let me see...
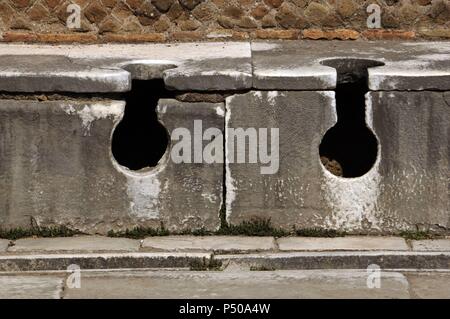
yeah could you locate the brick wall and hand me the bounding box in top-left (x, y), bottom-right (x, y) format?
top-left (0, 0), bottom-right (449, 43)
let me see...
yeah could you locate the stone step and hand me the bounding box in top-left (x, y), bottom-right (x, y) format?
top-left (0, 252), bottom-right (210, 272)
top-left (2, 269), bottom-right (449, 299)
top-left (1, 237), bottom-right (450, 271)
top-left (216, 251), bottom-right (450, 270)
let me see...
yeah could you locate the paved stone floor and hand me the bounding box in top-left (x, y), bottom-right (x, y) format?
top-left (0, 236), bottom-right (449, 298)
top-left (0, 269), bottom-right (448, 299)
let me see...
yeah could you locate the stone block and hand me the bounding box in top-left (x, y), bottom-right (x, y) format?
top-left (368, 91), bottom-right (449, 231)
top-left (411, 239), bottom-right (450, 252)
top-left (9, 236), bottom-right (141, 253)
top-left (0, 98), bottom-right (224, 233)
top-left (277, 237), bottom-right (409, 251)
top-left (225, 90), bottom-right (336, 229)
top-left (0, 276), bottom-right (64, 299)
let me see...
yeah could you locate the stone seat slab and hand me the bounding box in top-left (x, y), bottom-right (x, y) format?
top-left (277, 236), bottom-right (410, 251)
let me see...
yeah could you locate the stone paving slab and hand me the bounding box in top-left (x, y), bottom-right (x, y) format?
top-left (411, 239), bottom-right (450, 252)
top-left (405, 272), bottom-right (450, 299)
top-left (0, 240), bottom-right (9, 253)
top-left (216, 251), bottom-right (450, 270)
top-left (0, 252), bottom-right (210, 271)
top-left (277, 237), bottom-right (409, 252)
top-left (63, 269), bottom-right (409, 299)
top-left (0, 98), bottom-right (224, 234)
top-left (8, 236), bottom-right (141, 253)
top-left (0, 275), bottom-right (64, 299)
top-left (142, 236), bottom-right (276, 253)
top-left (0, 41), bottom-right (448, 93)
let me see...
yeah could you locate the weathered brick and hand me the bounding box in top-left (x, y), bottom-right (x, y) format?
top-left (2, 31), bottom-right (37, 42)
top-left (102, 33), bottom-right (166, 42)
top-left (99, 16), bottom-right (122, 33)
top-left (414, 0), bottom-right (432, 5)
top-left (362, 29), bottom-right (416, 40)
top-left (170, 30), bottom-right (204, 41)
top-left (302, 28), bottom-right (360, 40)
top-left (253, 29), bottom-right (299, 39)
top-left (36, 33), bottom-right (98, 43)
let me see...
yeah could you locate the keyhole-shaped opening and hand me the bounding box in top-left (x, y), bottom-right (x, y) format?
top-left (319, 59), bottom-right (384, 178)
top-left (112, 80), bottom-right (170, 171)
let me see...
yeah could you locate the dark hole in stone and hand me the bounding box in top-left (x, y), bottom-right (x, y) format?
top-left (319, 59), bottom-right (384, 178)
top-left (112, 80), bottom-right (171, 171)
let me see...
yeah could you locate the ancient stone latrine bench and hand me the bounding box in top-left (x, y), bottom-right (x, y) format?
top-left (0, 41), bottom-right (448, 235)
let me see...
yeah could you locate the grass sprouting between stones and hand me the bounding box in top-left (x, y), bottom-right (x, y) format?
top-left (0, 225), bottom-right (82, 240)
